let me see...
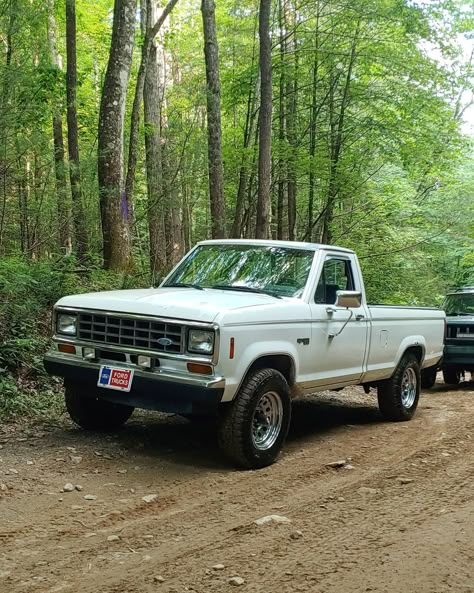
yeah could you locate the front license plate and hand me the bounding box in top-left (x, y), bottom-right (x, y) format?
top-left (97, 366), bottom-right (134, 392)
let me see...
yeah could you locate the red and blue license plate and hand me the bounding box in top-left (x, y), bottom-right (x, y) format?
top-left (98, 366), bottom-right (134, 392)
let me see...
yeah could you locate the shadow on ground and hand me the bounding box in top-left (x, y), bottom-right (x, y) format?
top-left (288, 395), bottom-right (380, 442)
top-left (429, 379), bottom-right (474, 395)
top-left (44, 392), bottom-right (382, 471)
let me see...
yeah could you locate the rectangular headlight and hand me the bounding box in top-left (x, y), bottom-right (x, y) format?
top-left (187, 329), bottom-right (214, 355)
top-left (57, 313), bottom-right (77, 336)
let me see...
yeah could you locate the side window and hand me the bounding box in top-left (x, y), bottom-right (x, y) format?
top-left (315, 258), bottom-right (354, 304)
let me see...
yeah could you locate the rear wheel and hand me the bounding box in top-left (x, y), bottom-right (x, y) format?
top-left (378, 354), bottom-right (420, 421)
top-left (442, 367), bottom-right (461, 385)
top-left (65, 386), bottom-right (134, 431)
top-left (217, 368), bottom-right (291, 469)
top-left (421, 367), bottom-right (437, 389)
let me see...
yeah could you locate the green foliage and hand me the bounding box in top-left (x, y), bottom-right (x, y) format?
top-left (0, 258), bottom-right (63, 373)
top-left (0, 257), bottom-right (143, 419)
top-left (0, 257), bottom-right (64, 418)
top-left (0, 376), bottom-right (63, 421)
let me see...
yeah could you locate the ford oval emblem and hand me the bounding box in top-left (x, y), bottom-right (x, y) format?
top-left (157, 337), bottom-right (173, 347)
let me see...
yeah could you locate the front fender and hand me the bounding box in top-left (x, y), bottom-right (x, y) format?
top-left (218, 338), bottom-right (299, 403)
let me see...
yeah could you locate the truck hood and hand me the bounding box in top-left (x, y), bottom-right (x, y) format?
top-left (446, 315), bottom-right (474, 323)
top-left (56, 287), bottom-right (286, 324)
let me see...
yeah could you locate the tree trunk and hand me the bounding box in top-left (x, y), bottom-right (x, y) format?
top-left (181, 164), bottom-right (192, 252)
top-left (231, 15), bottom-right (259, 239)
top-left (47, 0), bottom-right (72, 254)
top-left (231, 81), bottom-right (258, 239)
top-left (98, 0), bottom-right (137, 270)
top-left (285, 1), bottom-right (297, 241)
top-left (66, 0), bottom-right (89, 261)
top-left (307, 47), bottom-right (319, 241)
top-left (124, 0), bottom-right (180, 210)
top-left (277, 0), bottom-right (286, 240)
top-left (17, 149), bottom-right (31, 256)
top-left (243, 119), bottom-right (260, 238)
top-left (201, 0), bottom-right (226, 238)
top-left (143, 0), bottom-right (167, 278)
top-left (18, 177), bottom-right (29, 255)
top-left (30, 150), bottom-right (42, 259)
top-left (0, 7), bottom-right (15, 250)
top-left (304, 6), bottom-right (329, 242)
top-left (256, 0), bottom-right (272, 239)
top-left (321, 19), bottom-right (360, 245)
top-left (162, 139), bottom-right (183, 266)
top-left (161, 44), bottom-right (183, 265)
top-left (52, 117), bottom-right (71, 253)
top-left (321, 71), bottom-right (338, 245)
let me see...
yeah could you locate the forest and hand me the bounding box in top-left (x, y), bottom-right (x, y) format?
top-left (0, 0), bottom-right (473, 413)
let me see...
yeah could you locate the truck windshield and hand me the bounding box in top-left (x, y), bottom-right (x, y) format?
top-left (163, 244), bottom-right (314, 298)
top-left (443, 293), bottom-right (474, 316)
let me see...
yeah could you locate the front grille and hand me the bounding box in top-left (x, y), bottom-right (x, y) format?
top-left (446, 324), bottom-right (474, 340)
top-left (447, 325), bottom-right (456, 339)
top-left (77, 313), bottom-right (184, 354)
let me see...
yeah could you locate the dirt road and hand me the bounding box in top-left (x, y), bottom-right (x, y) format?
top-left (1, 380), bottom-right (473, 593)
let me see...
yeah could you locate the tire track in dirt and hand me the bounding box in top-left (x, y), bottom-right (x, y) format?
top-left (98, 408), bottom-right (473, 593)
top-left (0, 384), bottom-right (473, 593)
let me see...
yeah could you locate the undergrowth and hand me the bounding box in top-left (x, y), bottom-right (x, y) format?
top-left (0, 257), bottom-right (143, 420)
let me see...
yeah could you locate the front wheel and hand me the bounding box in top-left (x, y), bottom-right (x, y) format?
top-left (65, 386), bottom-right (134, 431)
top-left (378, 354), bottom-right (420, 421)
top-left (442, 368), bottom-right (461, 385)
top-left (217, 368), bottom-right (291, 469)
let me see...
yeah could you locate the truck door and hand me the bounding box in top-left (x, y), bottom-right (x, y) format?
top-left (308, 255), bottom-right (369, 386)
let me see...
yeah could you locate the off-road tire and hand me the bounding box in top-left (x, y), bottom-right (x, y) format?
top-left (378, 354), bottom-right (420, 421)
top-left (65, 386), bottom-right (134, 431)
top-left (421, 367), bottom-right (437, 389)
top-left (217, 368), bottom-right (291, 469)
top-left (442, 367), bottom-right (461, 385)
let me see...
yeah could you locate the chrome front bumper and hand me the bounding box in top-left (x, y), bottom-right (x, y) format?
top-left (44, 352), bottom-right (225, 415)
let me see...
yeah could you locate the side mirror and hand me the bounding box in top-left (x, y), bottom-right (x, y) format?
top-left (335, 290), bottom-right (362, 308)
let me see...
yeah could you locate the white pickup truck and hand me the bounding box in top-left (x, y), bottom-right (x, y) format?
top-left (44, 240), bottom-right (445, 468)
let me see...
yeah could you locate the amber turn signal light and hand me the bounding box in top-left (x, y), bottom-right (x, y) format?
top-left (187, 363), bottom-right (212, 375)
top-left (58, 343), bottom-right (76, 355)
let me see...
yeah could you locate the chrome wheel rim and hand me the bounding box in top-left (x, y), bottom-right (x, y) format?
top-left (252, 391), bottom-right (283, 451)
top-left (401, 367), bottom-right (417, 408)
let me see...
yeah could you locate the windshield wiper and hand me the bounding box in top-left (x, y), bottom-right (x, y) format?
top-left (165, 282), bottom-right (204, 291)
top-left (209, 284), bottom-right (282, 299)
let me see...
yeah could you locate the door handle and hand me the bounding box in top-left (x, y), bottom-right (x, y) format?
top-left (328, 310), bottom-right (354, 338)
top-left (326, 306), bottom-right (337, 315)
top-left (356, 314), bottom-right (365, 321)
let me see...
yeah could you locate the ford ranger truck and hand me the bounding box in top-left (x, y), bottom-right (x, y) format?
top-left (44, 240), bottom-right (445, 469)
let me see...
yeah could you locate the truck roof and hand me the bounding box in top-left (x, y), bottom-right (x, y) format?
top-left (198, 239), bottom-right (355, 254)
top-left (447, 286), bottom-right (474, 295)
